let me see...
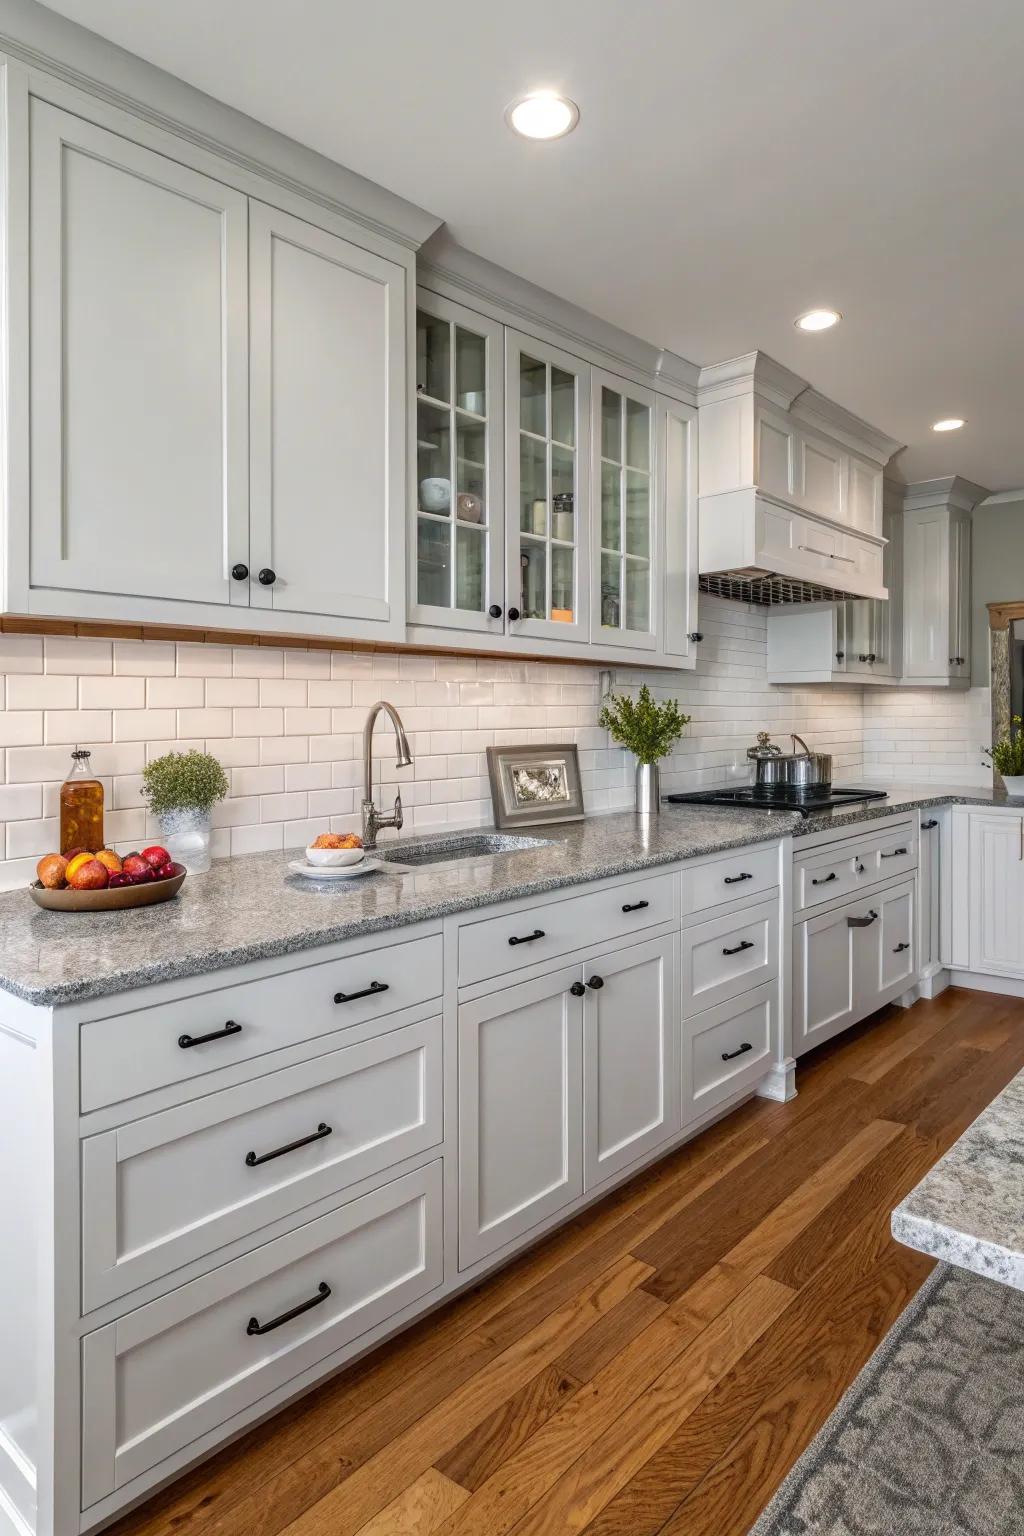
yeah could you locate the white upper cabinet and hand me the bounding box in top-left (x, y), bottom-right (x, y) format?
top-left (411, 291), bottom-right (504, 634)
top-left (28, 100), bottom-right (249, 608)
top-left (794, 426), bottom-right (844, 522)
top-left (591, 372), bottom-right (656, 651)
top-left (847, 451), bottom-right (884, 537)
top-left (659, 395), bottom-right (699, 664)
top-left (248, 201), bottom-right (405, 630)
top-left (902, 478), bottom-right (982, 686)
top-left (505, 330), bottom-right (591, 644)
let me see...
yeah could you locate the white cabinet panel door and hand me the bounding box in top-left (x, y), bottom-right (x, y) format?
top-left (846, 454), bottom-right (883, 538)
top-left (795, 428), bottom-right (844, 521)
top-left (755, 407), bottom-right (797, 500)
top-left (249, 201), bottom-right (405, 628)
top-left (29, 101), bottom-right (249, 606)
top-left (458, 965), bottom-right (583, 1267)
top-left (903, 506), bottom-right (954, 679)
top-left (875, 883), bottom-right (916, 997)
top-left (794, 902), bottom-right (858, 1056)
top-left (969, 813), bottom-right (1024, 976)
top-left (660, 395), bottom-right (699, 663)
top-left (583, 935), bottom-right (678, 1189)
top-left (919, 813), bottom-right (942, 973)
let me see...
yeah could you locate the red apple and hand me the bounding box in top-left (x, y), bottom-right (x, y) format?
top-left (142, 845), bottom-right (170, 868)
top-left (68, 858), bottom-right (109, 891)
top-left (156, 862), bottom-right (177, 880)
top-left (122, 853), bottom-right (150, 880)
top-left (165, 861), bottom-right (186, 878)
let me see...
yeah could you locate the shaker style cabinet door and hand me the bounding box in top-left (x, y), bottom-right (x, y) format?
top-left (505, 330), bottom-right (591, 643)
top-left (457, 964), bottom-right (584, 1268)
top-left (968, 813), bottom-right (1024, 976)
top-left (248, 200), bottom-right (405, 630)
top-left (411, 290), bottom-right (505, 633)
top-left (590, 371), bottom-right (657, 651)
top-left (28, 100), bottom-right (250, 606)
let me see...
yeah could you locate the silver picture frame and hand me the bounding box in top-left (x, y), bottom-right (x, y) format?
top-left (486, 743), bottom-right (585, 830)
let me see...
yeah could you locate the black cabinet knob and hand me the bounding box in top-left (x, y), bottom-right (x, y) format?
top-left (508, 606), bottom-right (521, 622)
top-left (587, 975), bottom-right (604, 990)
top-left (488, 604), bottom-right (503, 619)
top-left (836, 651), bottom-right (845, 662)
top-left (688, 632), bottom-right (703, 642)
top-left (231, 563), bottom-right (249, 581)
top-left (258, 567), bottom-right (277, 586)
top-left (569, 981), bottom-right (586, 998)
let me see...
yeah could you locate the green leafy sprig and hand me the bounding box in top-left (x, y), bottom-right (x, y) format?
top-left (598, 684), bottom-right (690, 766)
top-left (142, 749), bottom-right (229, 817)
top-left (985, 715), bottom-right (1024, 778)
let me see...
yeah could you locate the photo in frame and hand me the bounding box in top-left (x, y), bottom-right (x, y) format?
top-left (486, 743), bottom-right (585, 830)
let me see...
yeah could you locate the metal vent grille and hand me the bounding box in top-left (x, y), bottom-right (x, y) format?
top-left (698, 571), bottom-right (858, 607)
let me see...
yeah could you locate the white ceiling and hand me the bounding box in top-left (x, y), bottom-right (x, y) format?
top-left (40, 0), bottom-right (1024, 491)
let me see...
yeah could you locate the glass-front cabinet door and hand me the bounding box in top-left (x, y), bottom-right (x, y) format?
top-left (592, 371), bottom-right (657, 650)
top-left (505, 330), bottom-right (590, 643)
top-left (411, 292), bottom-right (504, 632)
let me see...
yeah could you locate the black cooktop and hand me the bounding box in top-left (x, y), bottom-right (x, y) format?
top-left (665, 786), bottom-right (888, 819)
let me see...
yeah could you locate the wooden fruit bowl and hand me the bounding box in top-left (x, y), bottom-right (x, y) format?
top-left (29, 870), bottom-right (186, 912)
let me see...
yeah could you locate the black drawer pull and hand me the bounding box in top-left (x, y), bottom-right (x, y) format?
top-left (587, 975), bottom-right (604, 990)
top-left (812, 872), bottom-right (837, 886)
top-left (508, 929), bottom-right (545, 946)
top-left (622, 900), bottom-right (650, 913)
top-left (334, 981), bottom-right (389, 1004)
top-left (847, 910), bottom-right (879, 928)
top-left (246, 1122), bottom-right (332, 1168)
top-left (855, 862), bottom-right (866, 874)
top-left (922, 819), bottom-right (939, 830)
top-left (569, 981), bottom-right (586, 998)
top-left (178, 1020), bottom-right (242, 1050)
top-left (724, 872), bottom-right (752, 884)
top-left (722, 1042), bottom-right (752, 1062)
top-left (247, 1281), bottom-right (331, 1337)
top-left (722, 939), bottom-right (755, 956)
top-left (881, 848), bottom-right (908, 858)
top-left (893, 941), bottom-right (910, 953)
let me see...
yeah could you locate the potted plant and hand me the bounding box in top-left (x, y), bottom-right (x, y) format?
top-left (599, 684), bottom-right (690, 814)
top-left (142, 749), bottom-right (229, 872)
top-left (985, 715), bottom-right (1024, 798)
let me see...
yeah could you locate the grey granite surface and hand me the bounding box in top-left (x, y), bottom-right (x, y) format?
top-left (0, 784), bottom-right (1003, 1008)
top-left (892, 1067), bottom-right (1024, 1291)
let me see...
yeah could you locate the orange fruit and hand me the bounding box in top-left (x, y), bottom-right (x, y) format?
top-left (95, 849), bottom-right (123, 875)
top-left (36, 853), bottom-right (68, 889)
top-left (65, 851), bottom-right (95, 882)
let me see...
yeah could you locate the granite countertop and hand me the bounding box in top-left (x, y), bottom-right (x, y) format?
top-left (0, 783), bottom-right (1003, 1008)
top-left (892, 1067), bottom-right (1024, 1290)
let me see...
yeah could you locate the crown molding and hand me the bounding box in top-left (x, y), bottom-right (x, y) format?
top-left (696, 351), bottom-right (807, 411)
top-left (418, 232), bottom-right (700, 404)
top-left (977, 487), bottom-right (1024, 507)
top-left (0, 0), bottom-right (442, 252)
top-left (901, 475), bottom-right (991, 513)
top-left (788, 387), bottom-right (902, 466)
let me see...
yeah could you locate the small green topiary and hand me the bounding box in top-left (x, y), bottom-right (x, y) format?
top-left (985, 715), bottom-right (1024, 778)
top-left (598, 684), bottom-right (690, 765)
top-left (142, 749), bottom-right (229, 817)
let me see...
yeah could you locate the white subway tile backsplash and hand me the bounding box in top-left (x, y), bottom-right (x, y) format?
top-left (206, 677), bottom-right (260, 708)
top-left (146, 676), bottom-right (205, 709)
top-left (233, 648), bottom-right (284, 679)
top-left (0, 635), bottom-right (43, 674)
top-left (177, 643), bottom-right (233, 677)
top-left (114, 709), bottom-right (176, 742)
top-left (284, 650), bottom-right (331, 680)
top-left (233, 707), bottom-right (283, 736)
top-left (0, 784), bottom-right (42, 821)
top-left (260, 679), bottom-right (308, 707)
top-left (0, 712), bottom-right (43, 746)
top-left (115, 640), bottom-right (174, 676)
top-left (178, 708), bottom-right (233, 738)
top-left (8, 674), bottom-right (78, 710)
top-left (45, 636), bottom-right (111, 674)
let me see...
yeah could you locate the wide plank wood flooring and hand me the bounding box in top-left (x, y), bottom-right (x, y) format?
top-left (109, 986), bottom-right (1024, 1536)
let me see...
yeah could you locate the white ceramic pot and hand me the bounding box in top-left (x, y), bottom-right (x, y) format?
top-left (419, 477), bottom-right (451, 513)
top-left (159, 806), bottom-right (212, 873)
top-left (1002, 774), bottom-right (1024, 798)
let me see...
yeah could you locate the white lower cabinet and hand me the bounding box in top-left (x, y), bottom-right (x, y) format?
top-left (457, 964), bottom-right (584, 1268)
top-left (81, 1161), bottom-right (443, 1509)
top-left (682, 982), bottom-right (776, 1124)
top-left (794, 879), bottom-right (916, 1055)
top-left (583, 935), bottom-right (678, 1189)
top-left (81, 1016), bottom-right (443, 1310)
top-left (967, 811), bottom-right (1024, 976)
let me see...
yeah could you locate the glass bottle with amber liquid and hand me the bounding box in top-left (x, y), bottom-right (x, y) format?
top-left (60, 748), bottom-right (104, 854)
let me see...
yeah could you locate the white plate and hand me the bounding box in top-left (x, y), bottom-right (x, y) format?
top-left (288, 858), bottom-right (384, 881)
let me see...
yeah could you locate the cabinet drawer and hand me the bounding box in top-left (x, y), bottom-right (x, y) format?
top-left (80, 932), bottom-right (443, 1112)
top-left (682, 845), bottom-right (778, 917)
top-left (681, 898), bottom-right (778, 1014)
top-left (682, 983), bottom-right (775, 1123)
top-left (81, 1161), bottom-right (443, 1509)
top-left (794, 822), bottom-right (917, 911)
top-left (457, 872), bottom-right (675, 987)
top-left (81, 1016), bottom-right (442, 1311)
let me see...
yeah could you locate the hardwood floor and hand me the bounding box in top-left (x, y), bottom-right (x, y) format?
top-left (108, 986), bottom-right (1024, 1536)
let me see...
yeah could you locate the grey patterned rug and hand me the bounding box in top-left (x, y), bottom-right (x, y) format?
top-left (749, 1263), bottom-right (1024, 1534)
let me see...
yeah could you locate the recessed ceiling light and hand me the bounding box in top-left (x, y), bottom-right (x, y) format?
top-left (505, 92), bottom-right (580, 140)
top-left (932, 418), bottom-right (966, 432)
top-left (795, 308), bottom-right (842, 332)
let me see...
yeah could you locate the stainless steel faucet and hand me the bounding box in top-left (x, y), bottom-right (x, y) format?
top-left (361, 700), bottom-right (413, 848)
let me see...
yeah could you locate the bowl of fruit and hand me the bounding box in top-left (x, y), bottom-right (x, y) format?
top-left (304, 833), bottom-right (365, 868)
top-left (30, 846), bottom-right (186, 911)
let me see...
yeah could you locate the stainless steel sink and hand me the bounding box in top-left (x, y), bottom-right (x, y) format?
top-left (377, 832), bottom-right (553, 871)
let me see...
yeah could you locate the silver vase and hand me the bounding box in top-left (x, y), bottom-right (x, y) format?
top-left (635, 762), bottom-right (661, 815)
